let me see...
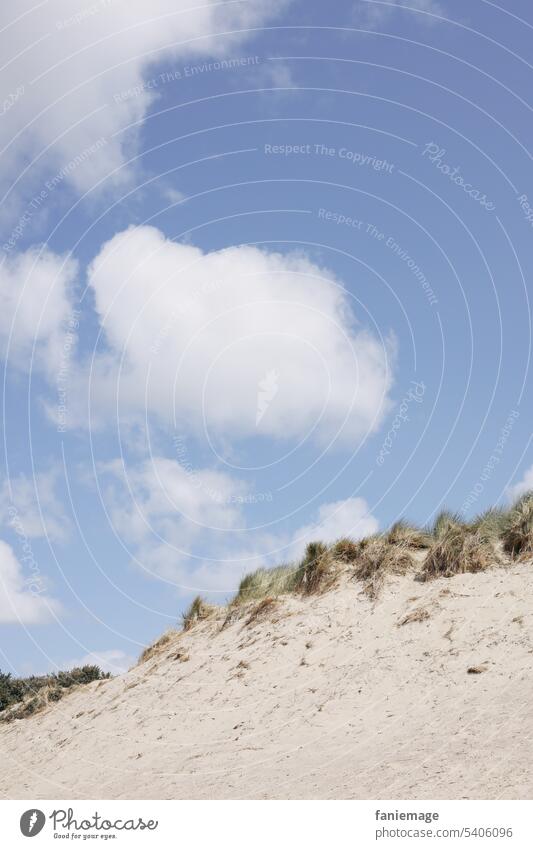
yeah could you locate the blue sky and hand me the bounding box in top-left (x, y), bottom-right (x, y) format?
top-left (0, 0), bottom-right (532, 675)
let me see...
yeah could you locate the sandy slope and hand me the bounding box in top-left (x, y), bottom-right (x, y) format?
top-left (1, 562), bottom-right (533, 800)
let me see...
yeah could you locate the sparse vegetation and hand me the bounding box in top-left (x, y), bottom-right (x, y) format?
top-left (353, 535), bottom-right (416, 598)
top-left (421, 524), bottom-right (495, 580)
top-left (245, 597), bottom-right (278, 626)
top-left (138, 630), bottom-right (176, 665)
top-left (431, 510), bottom-right (464, 539)
top-left (235, 564), bottom-right (297, 604)
top-left (501, 492), bottom-right (533, 559)
top-left (0, 666), bottom-right (110, 722)
top-left (398, 607), bottom-right (430, 626)
top-left (294, 542), bottom-right (337, 594)
top-left (182, 596), bottom-right (216, 631)
top-left (386, 520), bottom-right (432, 549)
top-left (468, 507), bottom-right (507, 539)
top-left (331, 537), bottom-right (360, 563)
top-left (175, 495), bottom-right (533, 626)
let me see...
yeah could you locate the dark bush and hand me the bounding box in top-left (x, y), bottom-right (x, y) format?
top-left (0, 665), bottom-right (110, 720)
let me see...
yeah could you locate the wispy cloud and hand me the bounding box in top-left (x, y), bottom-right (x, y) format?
top-left (354, 0), bottom-right (445, 27)
top-left (0, 539), bottom-right (61, 624)
top-left (61, 648), bottom-right (135, 675)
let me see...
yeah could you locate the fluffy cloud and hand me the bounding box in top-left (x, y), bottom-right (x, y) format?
top-left (0, 539), bottom-right (60, 624)
top-left (82, 226), bottom-right (394, 444)
top-left (0, 0), bottom-right (289, 209)
top-left (98, 456), bottom-right (378, 594)
top-left (290, 496), bottom-right (379, 556)
top-left (0, 470), bottom-right (71, 544)
top-left (99, 456), bottom-right (245, 550)
top-left (508, 464), bottom-right (533, 502)
top-left (61, 648), bottom-right (135, 675)
top-left (98, 455), bottom-right (256, 591)
top-left (0, 247), bottom-right (76, 373)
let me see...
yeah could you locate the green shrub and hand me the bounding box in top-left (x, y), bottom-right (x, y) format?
top-left (0, 665), bottom-right (110, 721)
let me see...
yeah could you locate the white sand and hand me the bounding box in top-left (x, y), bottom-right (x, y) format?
top-left (1, 563), bottom-right (532, 799)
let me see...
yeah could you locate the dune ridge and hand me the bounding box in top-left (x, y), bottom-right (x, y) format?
top-left (1, 555), bottom-right (532, 799)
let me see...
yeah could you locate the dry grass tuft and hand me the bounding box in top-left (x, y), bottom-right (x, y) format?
top-left (138, 630), bottom-right (175, 665)
top-left (353, 536), bottom-right (415, 598)
top-left (234, 564), bottom-right (297, 604)
top-left (421, 524), bottom-right (495, 580)
top-left (173, 651), bottom-right (190, 663)
top-left (294, 542), bottom-right (338, 595)
top-left (182, 596), bottom-right (216, 631)
top-left (386, 520), bottom-right (432, 549)
top-left (501, 492), bottom-right (533, 559)
top-left (468, 507), bottom-right (507, 539)
top-left (431, 510), bottom-right (464, 539)
top-left (397, 607), bottom-right (430, 627)
top-left (330, 537), bottom-right (360, 563)
top-left (245, 596), bottom-right (278, 626)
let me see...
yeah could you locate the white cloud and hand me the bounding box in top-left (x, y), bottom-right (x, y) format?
top-left (61, 648), bottom-right (135, 675)
top-left (0, 247), bottom-right (76, 373)
top-left (161, 186), bottom-right (187, 205)
top-left (98, 456), bottom-right (249, 587)
top-left (100, 456), bottom-right (245, 543)
top-left (0, 539), bottom-right (61, 624)
top-left (0, 470), bottom-right (71, 544)
top-left (98, 455), bottom-right (378, 595)
top-left (354, 0), bottom-right (444, 26)
top-left (508, 465), bottom-right (533, 502)
top-left (0, 0), bottom-right (289, 210)
top-left (78, 226), bottom-right (393, 444)
top-left (290, 496), bottom-right (379, 557)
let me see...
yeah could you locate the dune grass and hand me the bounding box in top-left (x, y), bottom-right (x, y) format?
top-left (386, 520), bottom-right (432, 549)
top-left (177, 494), bottom-right (533, 625)
top-left (293, 542), bottom-right (337, 594)
top-left (501, 492), bottom-right (533, 558)
top-left (353, 535), bottom-right (417, 598)
top-left (431, 510), bottom-right (464, 539)
top-left (235, 564), bottom-right (297, 604)
top-left (421, 524), bottom-right (495, 580)
top-left (182, 596), bottom-right (217, 631)
top-left (467, 507), bottom-right (507, 539)
top-left (138, 630), bottom-right (176, 665)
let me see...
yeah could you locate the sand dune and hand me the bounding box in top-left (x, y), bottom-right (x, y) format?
top-left (1, 562), bottom-right (532, 799)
